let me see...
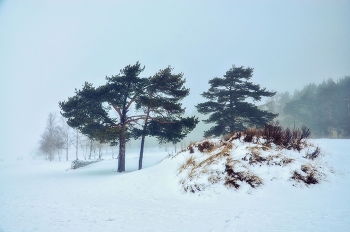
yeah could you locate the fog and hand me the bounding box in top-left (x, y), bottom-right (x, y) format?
top-left (1, 0), bottom-right (349, 159)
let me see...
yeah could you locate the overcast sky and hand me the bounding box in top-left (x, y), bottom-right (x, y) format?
top-left (1, 0), bottom-right (349, 159)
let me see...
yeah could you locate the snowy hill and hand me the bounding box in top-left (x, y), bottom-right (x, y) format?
top-left (0, 140), bottom-right (350, 231)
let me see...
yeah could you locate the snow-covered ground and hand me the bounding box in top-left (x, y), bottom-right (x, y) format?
top-left (0, 140), bottom-right (349, 232)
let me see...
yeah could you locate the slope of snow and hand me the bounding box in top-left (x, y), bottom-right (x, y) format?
top-left (0, 140), bottom-right (349, 232)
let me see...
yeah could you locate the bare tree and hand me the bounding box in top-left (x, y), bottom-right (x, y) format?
top-left (110, 146), bottom-right (115, 159)
top-left (39, 113), bottom-right (63, 161)
top-left (71, 129), bottom-right (83, 160)
top-left (96, 140), bottom-right (104, 160)
top-left (86, 138), bottom-right (97, 160)
top-left (57, 116), bottom-right (74, 161)
top-left (55, 136), bottom-right (64, 161)
top-left (80, 135), bottom-right (89, 160)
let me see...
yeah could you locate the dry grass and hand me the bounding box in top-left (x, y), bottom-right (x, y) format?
top-left (224, 158), bottom-right (263, 189)
top-left (176, 123), bottom-right (324, 193)
top-left (291, 164), bottom-right (324, 185)
top-left (178, 156), bottom-right (196, 173)
top-left (224, 132), bottom-right (242, 142)
top-left (197, 140), bottom-right (216, 153)
top-left (196, 149), bottom-right (230, 169)
top-left (305, 146), bottom-right (321, 160)
top-left (240, 123), bottom-right (312, 152)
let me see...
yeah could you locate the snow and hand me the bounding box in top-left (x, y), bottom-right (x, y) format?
top-left (0, 140), bottom-right (350, 231)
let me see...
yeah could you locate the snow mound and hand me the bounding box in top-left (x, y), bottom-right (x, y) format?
top-left (174, 130), bottom-right (329, 194)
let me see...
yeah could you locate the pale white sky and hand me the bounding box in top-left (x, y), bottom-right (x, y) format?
top-left (0, 0), bottom-right (349, 158)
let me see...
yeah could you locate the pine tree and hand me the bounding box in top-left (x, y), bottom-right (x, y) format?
top-left (59, 62), bottom-right (198, 172)
top-left (283, 76), bottom-right (350, 138)
top-left (132, 67), bottom-right (198, 170)
top-left (196, 65), bottom-right (277, 137)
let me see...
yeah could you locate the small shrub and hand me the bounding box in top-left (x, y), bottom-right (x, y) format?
top-left (224, 165), bottom-right (262, 189)
top-left (224, 159), bottom-right (263, 189)
top-left (243, 134), bottom-right (254, 142)
top-left (185, 183), bottom-right (206, 193)
top-left (305, 146), bottom-right (321, 160)
top-left (197, 141), bottom-right (215, 153)
top-left (262, 122), bottom-right (283, 145)
top-left (208, 172), bottom-right (222, 184)
top-left (224, 132), bottom-right (242, 142)
top-left (243, 128), bottom-right (260, 142)
top-left (291, 165), bottom-right (322, 185)
top-left (300, 125), bottom-right (311, 140)
top-left (281, 157), bottom-right (294, 166)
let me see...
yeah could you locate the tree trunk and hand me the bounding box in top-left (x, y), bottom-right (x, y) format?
top-left (138, 135), bottom-right (145, 170)
top-left (118, 136), bottom-right (126, 172)
top-left (89, 141), bottom-right (92, 160)
top-left (138, 109), bottom-right (150, 170)
top-left (75, 130), bottom-right (79, 160)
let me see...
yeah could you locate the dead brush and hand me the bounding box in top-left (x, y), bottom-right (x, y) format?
top-left (224, 165), bottom-right (263, 189)
top-left (305, 146), bottom-right (321, 160)
top-left (224, 132), bottom-right (242, 142)
top-left (188, 146), bottom-right (195, 154)
top-left (221, 141), bottom-right (233, 150)
top-left (243, 128), bottom-right (260, 143)
top-left (289, 126), bottom-right (311, 151)
top-left (183, 183), bottom-right (206, 193)
top-left (243, 146), bottom-right (262, 163)
top-left (291, 170), bottom-right (319, 185)
top-left (247, 153), bottom-right (270, 166)
top-left (224, 158), bottom-right (263, 189)
top-left (291, 164), bottom-right (323, 185)
top-left (197, 140), bottom-right (216, 153)
top-left (186, 141), bottom-right (197, 154)
top-left (262, 122), bottom-right (284, 146)
top-left (242, 147), bottom-right (294, 167)
top-left (208, 171), bottom-right (222, 184)
top-left (178, 156), bottom-right (196, 173)
top-left (280, 157), bottom-right (294, 166)
top-left (196, 149), bottom-right (230, 169)
top-left (221, 123), bottom-right (312, 152)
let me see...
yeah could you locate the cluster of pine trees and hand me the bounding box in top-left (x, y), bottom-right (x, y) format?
top-left (56, 61), bottom-right (349, 172)
top-left (262, 77), bottom-right (350, 138)
top-left (58, 63), bottom-right (276, 172)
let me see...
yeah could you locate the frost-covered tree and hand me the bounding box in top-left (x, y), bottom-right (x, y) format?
top-left (71, 129), bottom-right (83, 160)
top-left (57, 116), bottom-right (74, 161)
top-left (39, 113), bottom-right (63, 161)
top-left (196, 65), bottom-right (277, 137)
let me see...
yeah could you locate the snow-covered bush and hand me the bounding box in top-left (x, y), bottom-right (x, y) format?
top-left (176, 124), bottom-right (327, 194)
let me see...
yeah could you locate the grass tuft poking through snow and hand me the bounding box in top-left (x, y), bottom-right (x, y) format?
top-left (175, 124), bottom-right (328, 194)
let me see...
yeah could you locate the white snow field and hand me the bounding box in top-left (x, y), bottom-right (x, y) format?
top-left (0, 140), bottom-right (349, 232)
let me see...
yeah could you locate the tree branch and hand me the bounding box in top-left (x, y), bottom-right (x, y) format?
top-left (111, 104), bottom-right (122, 118)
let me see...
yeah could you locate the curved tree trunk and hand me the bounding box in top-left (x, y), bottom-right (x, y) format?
top-left (138, 108), bottom-right (150, 170)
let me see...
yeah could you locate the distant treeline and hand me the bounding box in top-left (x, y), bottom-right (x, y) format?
top-left (261, 76), bottom-right (350, 138)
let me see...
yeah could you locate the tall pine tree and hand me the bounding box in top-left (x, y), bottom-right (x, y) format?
top-left (59, 62), bottom-right (198, 172)
top-left (133, 66), bottom-right (198, 170)
top-left (196, 65), bottom-right (277, 137)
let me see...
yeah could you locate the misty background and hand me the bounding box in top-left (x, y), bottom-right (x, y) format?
top-left (1, 0), bottom-right (349, 160)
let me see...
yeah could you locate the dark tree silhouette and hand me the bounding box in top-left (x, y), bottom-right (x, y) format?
top-left (196, 65), bottom-right (277, 137)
